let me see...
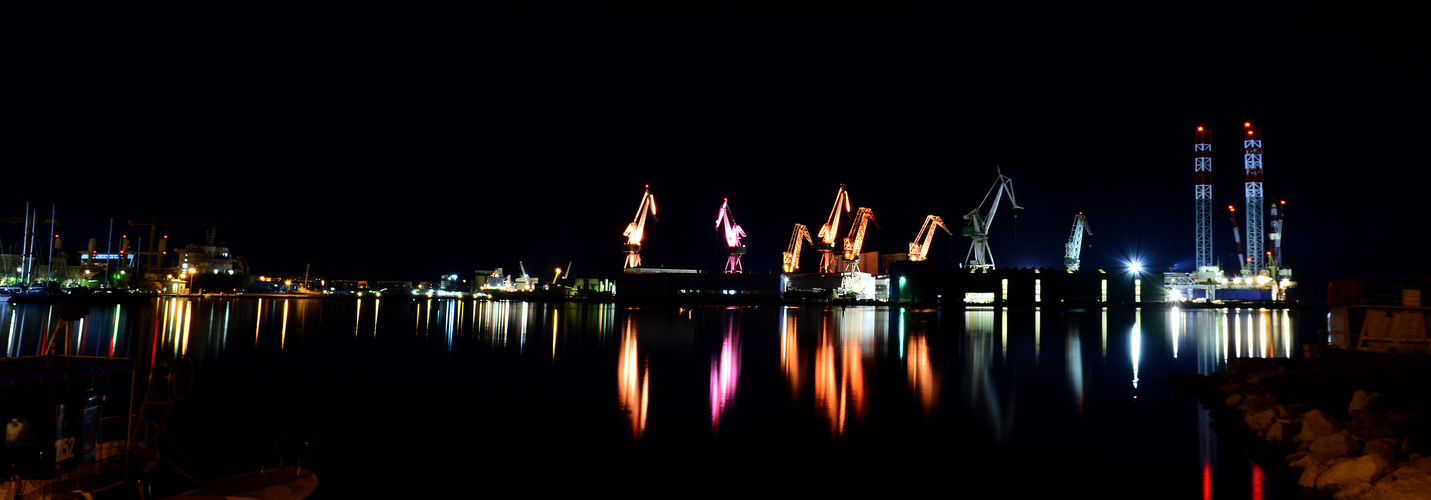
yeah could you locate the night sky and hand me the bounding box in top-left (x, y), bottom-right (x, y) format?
top-left (9, 2), bottom-right (1427, 302)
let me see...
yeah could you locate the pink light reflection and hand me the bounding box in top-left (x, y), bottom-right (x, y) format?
top-left (709, 327), bottom-right (740, 432)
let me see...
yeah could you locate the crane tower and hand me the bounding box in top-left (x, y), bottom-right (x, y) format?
top-left (963, 168), bottom-right (1021, 270)
top-left (782, 224), bottom-right (813, 273)
top-left (715, 198), bottom-right (747, 273)
top-left (1194, 126), bottom-right (1213, 271)
top-left (1243, 122), bottom-right (1264, 274)
top-left (1064, 213), bottom-right (1091, 271)
top-left (841, 207), bottom-right (878, 273)
top-left (816, 185), bottom-right (852, 273)
top-left (908, 215), bottom-right (951, 262)
top-left (622, 185), bottom-right (657, 269)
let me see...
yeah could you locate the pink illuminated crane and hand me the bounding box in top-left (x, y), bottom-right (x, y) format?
top-left (908, 215), bottom-right (951, 262)
top-left (842, 207), bottom-right (878, 273)
top-left (622, 185), bottom-right (657, 269)
top-left (816, 185), bottom-right (852, 273)
top-left (782, 223), bottom-right (813, 273)
top-left (715, 198), bottom-right (747, 273)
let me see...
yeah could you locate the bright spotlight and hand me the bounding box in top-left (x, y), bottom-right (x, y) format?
top-left (1128, 261), bottom-right (1143, 273)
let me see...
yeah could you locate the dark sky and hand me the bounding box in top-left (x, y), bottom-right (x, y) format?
top-left (8, 2), bottom-right (1427, 299)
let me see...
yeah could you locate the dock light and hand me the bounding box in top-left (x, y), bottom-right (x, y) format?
top-left (1127, 261), bottom-right (1143, 273)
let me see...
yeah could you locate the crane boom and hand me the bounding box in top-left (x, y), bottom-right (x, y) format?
top-left (963, 168), bottom-right (1022, 270)
top-left (908, 215), bottom-right (952, 262)
top-left (715, 198), bottom-right (748, 273)
top-left (1228, 205), bottom-right (1245, 276)
top-left (1063, 213), bottom-right (1092, 271)
top-left (842, 207), bottom-right (878, 272)
top-left (816, 185), bottom-right (852, 273)
top-left (782, 223), bottom-right (813, 273)
top-left (622, 185), bottom-right (657, 269)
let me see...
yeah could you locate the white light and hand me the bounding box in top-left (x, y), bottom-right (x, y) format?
top-left (1128, 261), bottom-right (1143, 273)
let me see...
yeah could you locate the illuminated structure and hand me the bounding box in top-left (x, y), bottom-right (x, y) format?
top-left (715, 198), bottom-right (747, 274)
top-left (908, 215), bottom-right (951, 262)
top-left (962, 168), bottom-right (1022, 270)
top-left (1063, 213), bottom-right (1091, 271)
top-left (841, 207), bottom-right (877, 273)
top-left (782, 223), bottom-right (813, 273)
top-left (1269, 200), bottom-right (1285, 268)
top-left (815, 185), bottom-right (852, 273)
top-left (1194, 126), bottom-right (1213, 271)
top-left (1228, 206), bottom-right (1246, 275)
top-left (622, 185), bottom-right (657, 269)
top-left (1243, 122), bottom-right (1264, 274)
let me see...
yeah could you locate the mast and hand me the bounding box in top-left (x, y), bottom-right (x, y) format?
top-left (1244, 121), bottom-right (1264, 275)
top-left (1194, 126), bottom-right (1213, 271)
top-left (20, 203), bottom-right (29, 284)
top-left (47, 204), bottom-right (55, 283)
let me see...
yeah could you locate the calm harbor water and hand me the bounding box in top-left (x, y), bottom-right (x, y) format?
top-left (2, 298), bottom-right (1309, 498)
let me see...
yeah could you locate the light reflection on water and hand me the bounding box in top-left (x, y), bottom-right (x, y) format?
top-left (0, 299), bottom-right (1305, 497)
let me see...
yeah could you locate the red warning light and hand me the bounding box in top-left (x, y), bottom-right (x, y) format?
top-left (1244, 122), bottom-right (1251, 127)
top-left (1197, 126), bottom-right (1204, 132)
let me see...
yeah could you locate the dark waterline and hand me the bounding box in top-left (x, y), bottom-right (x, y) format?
top-left (1, 299), bottom-right (1310, 498)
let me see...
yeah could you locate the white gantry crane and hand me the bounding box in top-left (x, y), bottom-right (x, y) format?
top-left (622, 185), bottom-right (657, 269)
top-left (842, 207), bottom-right (878, 273)
top-left (963, 168), bottom-right (1022, 270)
top-left (715, 198), bottom-right (747, 273)
top-left (782, 223), bottom-right (813, 273)
top-left (1063, 213), bottom-right (1092, 271)
top-left (816, 185), bottom-right (852, 273)
top-left (908, 215), bottom-right (952, 262)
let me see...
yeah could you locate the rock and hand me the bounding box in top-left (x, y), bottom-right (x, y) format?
top-left (1247, 408), bottom-right (1278, 433)
top-left (1239, 393), bottom-right (1264, 411)
top-left (1312, 431), bottom-right (1363, 457)
top-left (1403, 456), bottom-right (1431, 475)
top-left (1334, 480), bottom-right (1373, 500)
top-left (1365, 438), bottom-right (1401, 463)
top-left (1302, 409), bottom-right (1345, 442)
top-left (1268, 420), bottom-right (1294, 443)
top-left (1350, 390), bottom-right (1382, 415)
top-left (1225, 392), bottom-right (1244, 408)
top-left (1301, 463), bottom-right (1330, 489)
top-left (1289, 452), bottom-right (1323, 472)
top-left (1365, 465), bottom-right (1431, 500)
top-left (1317, 454), bottom-right (1393, 493)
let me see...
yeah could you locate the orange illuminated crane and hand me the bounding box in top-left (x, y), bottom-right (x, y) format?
top-left (782, 223), bottom-right (813, 273)
top-left (815, 185), bottom-right (852, 273)
top-left (907, 215), bottom-right (951, 262)
top-left (842, 207), bottom-right (879, 273)
top-left (622, 185), bottom-right (657, 269)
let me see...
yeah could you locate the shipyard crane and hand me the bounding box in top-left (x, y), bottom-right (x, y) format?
top-left (842, 207), bottom-right (879, 273)
top-left (782, 223), bottom-right (813, 273)
top-left (1063, 213), bottom-right (1092, 271)
top-left (1269, 200), bottom-right (1286, 269)
top-left (127, 217), bottom-right (232, 267)
top-left (908, 215), bottom-right (952, 262)
top-left (715, 198), bottom-right (747, 273)
top-left (963, 168), bottom-right (1022, 270)
top-left (1228, 205), bottom-right (1247, 276)
top-left (622, 185), bottom-right (657, 269)
top-left (815, 185), bottom-right (852, 273)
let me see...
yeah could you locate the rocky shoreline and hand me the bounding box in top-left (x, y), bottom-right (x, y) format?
top-left (1170, 354), bottom-right (1431, 499)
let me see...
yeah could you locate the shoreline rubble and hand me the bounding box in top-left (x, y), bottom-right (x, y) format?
top-left (1170, 355), bottom-right (1431, 499)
